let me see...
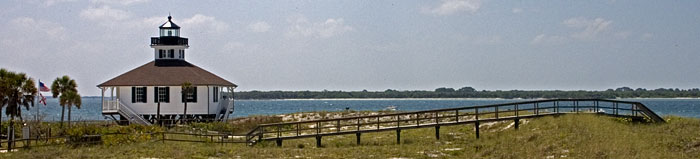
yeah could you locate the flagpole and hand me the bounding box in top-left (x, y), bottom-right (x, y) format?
top-left (37, 79), bottom-right (40, 122)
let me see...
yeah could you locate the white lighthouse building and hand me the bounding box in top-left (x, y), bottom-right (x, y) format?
top-left (98, 16), bottom-right (237, 125)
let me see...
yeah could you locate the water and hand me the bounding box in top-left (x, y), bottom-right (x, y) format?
top-left (2, 98), bottom-right (699, 121)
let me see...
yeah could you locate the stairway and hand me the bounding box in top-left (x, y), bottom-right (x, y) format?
top-left (116, 100), bottom-right (152, 125)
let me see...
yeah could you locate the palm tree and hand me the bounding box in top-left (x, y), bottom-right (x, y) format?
top-left (51, 75), bottom-right (78, 128)
top-left (0, 69), bottom-right (37, 150)
top-left (181, 82), bottom-right (193, 124)
top-left (0, 68), bottom-right (10, 127)
top-left (62, 90), bottom-right (81, 127)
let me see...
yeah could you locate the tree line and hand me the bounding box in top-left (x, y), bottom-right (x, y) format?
top-left (232, 86), bottom-right (700, 99)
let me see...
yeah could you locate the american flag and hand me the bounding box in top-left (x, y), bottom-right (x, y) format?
top-left (39, 80), bottom-right (50, 92)
top-left (39, 93), bottom-right (47, 106)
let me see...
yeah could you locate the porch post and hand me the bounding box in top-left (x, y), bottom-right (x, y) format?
top-left (101, 87), bottom-right (105, 111)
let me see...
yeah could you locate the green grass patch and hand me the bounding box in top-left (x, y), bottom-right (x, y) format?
top-left (3, 114), bottom-right (700, 158)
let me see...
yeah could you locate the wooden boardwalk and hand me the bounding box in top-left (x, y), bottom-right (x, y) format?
top-left (244, 99), bottom-right (665, 147)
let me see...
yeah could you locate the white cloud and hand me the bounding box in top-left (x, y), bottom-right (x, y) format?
top-left (79, 8), bottom-right (229, 35)
top-left (641, 33), bottom-right (653, 40)
top-left (512, 8), bottom-right (523, 14)
top-left (425, 0), bottom-right (482, 16)
top-left (286, 15), bottom-right (353, 38)
top-left (531, 34), bottom-right (567, 45)
top-left (9, 17), bottom-right (67, 40)
top-left (43, 0), bottom-right (77, 7)
top-left (532, 17), bottom-right (616, 45)
top-left (90, 0), bottom-right (149, 6)
top-left (79, 6), bottom-right (131, 21)
top-left (614, 31), bottom-right (631, 39)
top-left (563, 17), bottom-right (613, 40)
top-left (180, 14), bottom-right (230, 33)
top-left (248, 21), bottom-right (271, 33)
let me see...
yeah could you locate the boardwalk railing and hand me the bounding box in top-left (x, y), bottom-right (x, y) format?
top-left (245, 98), bottom-right (665, 147)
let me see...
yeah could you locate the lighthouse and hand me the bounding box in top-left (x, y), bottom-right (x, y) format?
top-left (151, 15), bottom-right (188, 61)
top-left (98, 16), bottom-right (237, 125)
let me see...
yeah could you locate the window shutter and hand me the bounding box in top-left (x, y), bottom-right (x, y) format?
top-left (142, 87), bottom-right (148, 103)
top-left (192, 88), bottom-right (197, 103)
top-left (131, 87), bottom-right (136, 103)
top-left (213, 87), bottom-right (218, 102)
top-left (165, 87), bottom-right (170, 103)
top-left (154, 87), bottom-right (159, 103)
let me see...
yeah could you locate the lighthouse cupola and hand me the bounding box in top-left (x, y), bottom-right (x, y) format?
top-left (159, 16), bottom-right (180, 37)
top-left (151, 15), bottom-right (189, 61)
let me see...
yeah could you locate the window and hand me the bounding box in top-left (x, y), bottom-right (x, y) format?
top-left (168, 49), bottom-right (174, 58)
top-left (131, 87), bottom-right (147, 103)
top-left (154, 87), bottom-right (170, 103)
top-left (182, 87), bottom-right (197, 103)
top-left (213, 87), bottom-right (219, 102)
top-left (159, 50), bottom-right (165, 58)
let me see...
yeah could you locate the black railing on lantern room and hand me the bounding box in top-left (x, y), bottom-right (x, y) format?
top-left (151, 37), bottom-right (188, 46)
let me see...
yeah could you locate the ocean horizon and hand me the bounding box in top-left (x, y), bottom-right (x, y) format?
top-left (2, 98), bottom-right (699, 121)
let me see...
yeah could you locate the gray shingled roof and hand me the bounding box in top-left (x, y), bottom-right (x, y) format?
top-left (97, 60), bottom-right (237, 87)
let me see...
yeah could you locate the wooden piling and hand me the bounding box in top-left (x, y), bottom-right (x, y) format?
top-left (316, 136), bottom-right (322, 147)
top-left (396, 129), bottom-right (401, 144)
top-left (475, 121), bottom-right (480, 139)
top-left (435, 126), bottom-right (440, 140)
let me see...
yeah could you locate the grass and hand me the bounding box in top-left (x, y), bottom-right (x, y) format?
top-left (3, 114), bottom-right (700, 158)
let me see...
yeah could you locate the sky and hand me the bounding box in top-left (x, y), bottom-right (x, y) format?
top-left (1, 0), bottom-right (700, 96)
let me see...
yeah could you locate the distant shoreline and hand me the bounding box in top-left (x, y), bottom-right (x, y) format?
top-left (231, 89), bottom-right (700, 100)
top-left (235, 97), bottom-right (700, 100)
top-left (73, 97), bottom-right (700, 100)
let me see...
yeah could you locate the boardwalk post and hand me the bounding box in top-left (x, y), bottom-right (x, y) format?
top-left (356, 133), bottom-right (361, 145)
top-left (495, 106), bottom-right (499, 119)
top-left (276, 139), bottom-right (282, 147)
top-left (435, 126), bottom-right (440, 140)
top-left (594, 101), bottom-right (598, 113)
top-left (514, 118), bottom-right (519, 129)
top-left (396, 129), bottom-right (401, 144)
top-left (258, 127), bottom-right (264, 142)
top-left (455, 110), bottom-right (459, 122)
top-left (316, 136), bottom-right (322, 147)
top-left (475, 121), bottom-right (480, 139)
